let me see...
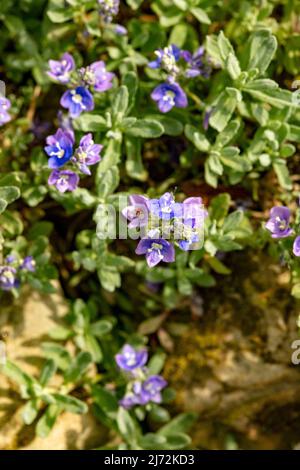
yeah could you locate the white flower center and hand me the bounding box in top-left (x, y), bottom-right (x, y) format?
top-left (72, 93), bottom-right (83, 104)
top-left (163, 91), bottom-right (175, 105)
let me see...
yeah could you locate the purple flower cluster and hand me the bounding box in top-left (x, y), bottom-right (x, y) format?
top-left (0, 96), bottom-right (12, 126)
top-left (149, 44), bottom-right (211, 113)
top-left (265, 207), bottom-right (292, 239)
top-left (122, 193), bottom-right (207, 268)
top-left (0, 255), bottom-right (36, 291)
top-left (98, 0), bottom-right (120, 23)
top-left (116, 344), bottom-right (167, 409)
top-left (47, 53), bottom-right (115, 118)
top-left (44, 129), bottom-right (102, 192)
top-left (181, 47), bottom-right (212, 79)
top-left (265, 205), bottom-right (300, 257)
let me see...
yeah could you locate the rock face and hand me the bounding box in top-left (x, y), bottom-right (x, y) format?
top-left (163, 252), bottom-right (300, 450)
top-left (0, 286), bottom-right (107, 450)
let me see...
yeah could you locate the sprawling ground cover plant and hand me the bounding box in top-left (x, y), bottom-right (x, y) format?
top-left (0, 0), bottom-right (300, 450)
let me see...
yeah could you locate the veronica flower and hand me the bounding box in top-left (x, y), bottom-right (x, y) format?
top-left (149, 192), bottom-right (182, 220)
top-left (47, 53), bottom-right (75, 84)
top-left (293, 236), bottom-right (300, 256)
top-left (60, 87), bottom-right (94, 118)
top-left (177, 219), bottom-right (200, 251)
top-left (135, 238), bottom-right (175, 267)
top-left (44, 128), bottom-right (74, 169)
top-left (173, 197), bottom-right (207, 250)
top-left (182, 197), bottom-right (207, 225)
top-left (122, 195), bottom-right (149, 228)
top-left (98, 0), bottom-right (120, 23)
top-left (181, 46), bottom-right (211, 78)
top-left (133, 375), bottom-right (167, 405)
top-left (151, 82), bottom-right (187, 113)
top-left (119, 395), bottom-right (138, 409)
top-left (20, 256), bottom-right (36, 272)
top-left (80, 61), bottom-right (115, 92)
top-left (0, 266), bottom-right (19, 291)
top-left (115, 344), bottom-right (148, 371)
top-left (48, 169), bottom-right (79, 193)
top-left (0, 97), bottom-right (11, 126)
top-left (148, 45), bottom-right (181, 75)
top-left (114, 24), bottom-right (127, 35)
top-left (119, 375), bottom-right (167, 409)
top-left (74, 133), bottom-right (103, 175)
top-left (265, 206), bottom-right (293, 239)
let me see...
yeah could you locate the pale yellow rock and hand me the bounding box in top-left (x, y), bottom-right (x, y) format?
top-left (0, 286), bottom-right (107, 450)
top-left (20, 410), bottom-right (107, 450)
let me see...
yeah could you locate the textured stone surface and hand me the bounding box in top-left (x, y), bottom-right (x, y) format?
top-left (163, 252), bottom-right (300, 450)
top-left (0, 286), bottom-right (107, 450)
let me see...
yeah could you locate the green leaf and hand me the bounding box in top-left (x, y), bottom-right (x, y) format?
top-left (206, 256), bottom-right (231, 274)
top-left (2, 360), bottom-right (35, 390)
top-left (185, 124), bottom-right (210, 152)
top-left (125, 137), bottom-right (148, 181)
top-left (97, 166), bottom-right (120, 198)
top-left (159, 412), bottom-right (197, 436)
top-left (64, 352), bottom-right (92, 383)
top-left (122, 72), bottom-right (138, 113)
top-left (219, 147), bottom-right (248, 172)
top-left (53, 394), bottom-right (88, 414)
top-left (117, 407), bottom-right (140, 443)
top-left (164, 433), bottom-right (191, 449)
top-left (147, 115), bottom-right (183, 136)
top-left (210, 193), bottom-right (231, 221)
top-left (152, 3), bottom-right (183, 27)
top-left (74, 114), bottom-right (108, 132)
top-left (84, 334), bottom-right (103, 363)
top-left (273, 160), bottom-right (292, 190)
top-left (48, 326), bottom-right (73, 341)
top-left (206, 35), bottom-right (222, 66)
top-left (36, 405), bottom-right (60, 438)
top-left (39, 359), bottom-right (56, 387)
top-left (112, 86), bottom-right (129, 124)
top-left (139, 433), bottom-right (167, 449)
top-left (226, 52), bottom-right (241, 80)
top-left (22, 399), bottom-right (39, 425)
top-left (204, 162), bottom-right (218, 187)
top-left (280, 143), bottom-right (296, 158)
top-left (244, 30), bottom-right (277, 74)
top-left (125, 119), bottom-right (164, 138)
top-left (169, 23), bottom-right (188, 48)
top-left (210, 88), bottom-right (241, 132)
top-left (0, 186), bottom-right (20, 214)
top-left (288, 125), bottom-right (300, 143)
top-left (92, 385), bottom-right (118, 415)
top-left (98, 267), bottom-right (121, 292)
top-left (207, 154), bottom-right (223, 175)
top-left (42, 343), bottom-right (72, 371)
top-left (213, 238), bottom-right (242, 251)
top-left (190, 7), bottom-right (211, 24)
top-left (149, 405), bottom-right (170, 423)
top-left (215, 119), bottom-right (241, 147)
top-left (90, 319), bottom-right (114, 338)
top-left (147, 351), bottom-right (167, 374)
top-left (244, 79), bottom-right (297, 109)
top-left (217, 31), bottom-right (235, 64)
top-left (186, 268), bottom-right (216, 287)
top-left (222, 210), bottom-right (244, 233)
